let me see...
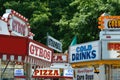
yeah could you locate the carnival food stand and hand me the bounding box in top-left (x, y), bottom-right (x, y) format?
top-left (69, 15), bottom-right (120, 80)
top-left (32, 53), bottom-right (73, 80)
top-left (0, 9), bottom-right (53, 80)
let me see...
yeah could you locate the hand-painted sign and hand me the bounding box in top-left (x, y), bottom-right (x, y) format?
top-left (47, 35), bottom-right (62, 52)
top-left (69, 41), bottom-right (101, 63)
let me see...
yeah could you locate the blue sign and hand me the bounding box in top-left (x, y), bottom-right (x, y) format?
top-left (14, 69), bottom-right (24, 76)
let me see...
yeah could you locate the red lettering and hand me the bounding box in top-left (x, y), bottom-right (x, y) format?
top-left (12, 19), bottom-right (27, 36)
top-left (57, 56), bottom-right (63, 61)
top-left (108, 43), bottom-right (120, 50)
top-left (48, 70), bottom-right (53, 75)
top-left (53, 55), bottom-right (63, 62)
top-left (40, 70), bottom-right (42, 75)
top-left (47, 51), bottom-right (50, 60)
top-left (44, 50), bottom-right (47, 58)
top-left (34, 46), bottom-right (39, 56)
top-left (43, 70), bottom-right (47, 75)
top-left (12, 20), bottom-right (17, 31)
top-left (18, 21), bottom-right (21, 33)
top-left (33, 70), bottom-right (59, 76)
top-left (29, 42), bottom-right (52, 61)
top-left (30, 44), bottom-right (34, 54)
top-left (39, 48), bottom-right (43, 57)
top-left (54, 70), bottom-right (59, 76)
top-left (34, 70), bottom-right (39, 75)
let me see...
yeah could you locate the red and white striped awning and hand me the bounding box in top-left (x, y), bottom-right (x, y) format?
top-left (1, 55), bottom-right (51, 67)
top-left (0, 35), bottom-right (53, 67)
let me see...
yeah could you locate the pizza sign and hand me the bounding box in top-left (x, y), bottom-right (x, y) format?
top-left (33, 69), bottom-right (60, 77)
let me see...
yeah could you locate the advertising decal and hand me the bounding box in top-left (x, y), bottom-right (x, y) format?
top-left (69, 41), bottom-right (101, 63)
top-left (47, 35), bottom-right (62, 52)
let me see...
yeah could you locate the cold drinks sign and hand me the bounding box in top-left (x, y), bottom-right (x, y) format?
top-left (69, 41), bottom-right (101, 63)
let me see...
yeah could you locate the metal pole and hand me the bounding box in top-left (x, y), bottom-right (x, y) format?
top-left (1, 60), bottom-right (10, 79)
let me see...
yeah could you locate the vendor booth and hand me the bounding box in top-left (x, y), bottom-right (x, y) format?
top-left (32, 53), bottom-right (73, 80)
top-left (69, 15), bottom-right (120, 80)
top-left (0, 9), bottom-right (53, 80)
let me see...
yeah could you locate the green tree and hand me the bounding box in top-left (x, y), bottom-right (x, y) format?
top-left (56, 0), bottom-right (120, 51)
top-left (0, 0), bottom-right (120, 52)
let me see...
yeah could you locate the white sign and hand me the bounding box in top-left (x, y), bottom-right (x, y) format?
top-left (33, 68), bottom-right (60, 77)
top-left (63, 69), bottom-right (73, 77)
top-left (102, 40), bottom-right (120, 59)
top-left (69, 40), bottom-right (101, 63)
top-left (75, 68), bottom-right (94, 80)
top-left (3, 9), bottom-right (29, 37)
top-left (47, 35), bottom-right (62, 52)
top-left (9, 16), bottom-right (29, 36)
top-left (29, 42), bottom-right (52, 62)
top-left (0, 19), bottom-right (10, 35)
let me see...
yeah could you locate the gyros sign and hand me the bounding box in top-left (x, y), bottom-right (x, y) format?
top-left (29, 42), bottom-right (52, 62)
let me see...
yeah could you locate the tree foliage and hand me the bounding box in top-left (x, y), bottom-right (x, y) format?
top-left (0, 0), bottom-right (120, 52)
